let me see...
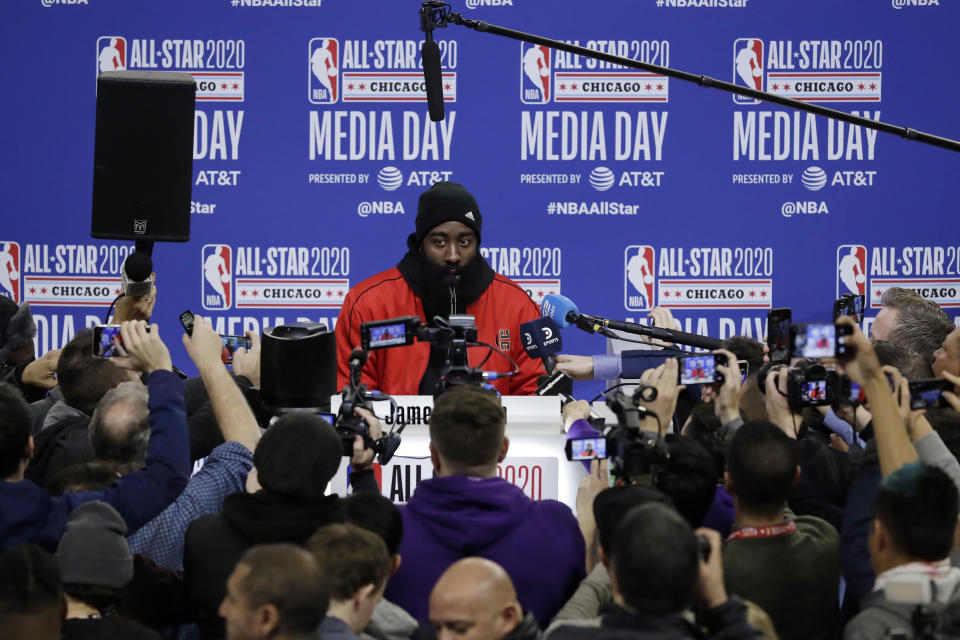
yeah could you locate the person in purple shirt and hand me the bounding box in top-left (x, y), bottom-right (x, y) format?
top-left (0, 320), bottom-right (190, 551)
top-left (384, 384), bottom-right (585, 626)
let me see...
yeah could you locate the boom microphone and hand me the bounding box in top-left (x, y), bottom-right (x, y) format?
top-left (421, 37), bottom-right (445, 122)
top-left (121, 250), bottom-right (153, 297)
top-left (520, 317), bottom-right (563, 373)
top-left (541, 293), bottom-right (723, 350)
top-left (541, 294), bottom-right (594, 332)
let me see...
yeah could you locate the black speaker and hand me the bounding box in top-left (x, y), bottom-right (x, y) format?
top-left (92, 71), bottom-right (195, 242)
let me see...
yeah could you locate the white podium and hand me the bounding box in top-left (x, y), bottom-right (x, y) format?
top-left (328, 395), bottom-right (591, 511)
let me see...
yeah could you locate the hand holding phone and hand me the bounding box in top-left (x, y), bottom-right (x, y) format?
top-left (181, 310), bottom-right (253, 365)
top-left (677, 353), bottom-right (727, 385)
top-left (182, 314), bottom-right (231, 370)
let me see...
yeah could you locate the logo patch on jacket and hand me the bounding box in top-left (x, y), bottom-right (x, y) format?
top-left (497, 329), bottom-right (511, 351)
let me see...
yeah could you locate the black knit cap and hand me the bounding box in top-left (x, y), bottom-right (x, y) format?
top-left (254, 413), bottom-right (342, 501)
top-left (407, 181), bottom-right (483, 249)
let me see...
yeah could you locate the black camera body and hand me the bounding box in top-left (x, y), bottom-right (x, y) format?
top-left (758, 360), bottom-right (840, 409)
top-left (597, 389), bottom-right (669, 483)
top-left (335, 349), bottom-right (402, 465)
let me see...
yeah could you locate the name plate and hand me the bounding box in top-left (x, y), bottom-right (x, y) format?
top-left (330, 394), bottom-right (563, 435)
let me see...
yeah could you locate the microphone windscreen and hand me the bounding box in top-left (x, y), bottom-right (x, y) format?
top-left (520, 317), bottom-right (563, 358)
top-left (349, 347), bottom-right (367, 369)
top-left (123, 250), bottom-right (153, 281)
top-left (421, 39), bottom-right (445, 122)
top-left (541, 294), bottom-right (578, 328)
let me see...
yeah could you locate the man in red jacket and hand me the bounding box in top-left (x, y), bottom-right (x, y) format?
top-left (336, 182), bottom-right (544, 396)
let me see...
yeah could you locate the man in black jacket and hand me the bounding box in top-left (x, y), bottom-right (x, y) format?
top-left (547, 503), bottom-right (762, 640)
top-left (183, 411), bottom-right (381, 639)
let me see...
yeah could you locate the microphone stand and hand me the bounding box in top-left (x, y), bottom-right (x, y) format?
top-left (419, 1), bottom-right (960, 153)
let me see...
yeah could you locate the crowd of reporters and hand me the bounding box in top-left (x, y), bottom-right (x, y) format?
top-left (1, 285), bottom-right (959, 639)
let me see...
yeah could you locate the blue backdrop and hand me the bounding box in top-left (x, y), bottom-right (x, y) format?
top-left (1, 0), bottom-right (957, 398)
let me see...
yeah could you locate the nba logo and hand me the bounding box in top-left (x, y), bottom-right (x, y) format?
top-left (0, 242), bottom-right (21, 304)
top-left (520, 43), bottom-right (551, 104)
top-left (732, 38), bottom-right (763, 105)
top-left (625, 245), bottom-right (655, 312)
top-left (96, 36), bottom-right (127, 76)
top-left (836, 245), bottom-right (867, 297)
top-left (309, 38), bottom-right (339, 104)
top-left (202, 245), bottom-right (232, 311)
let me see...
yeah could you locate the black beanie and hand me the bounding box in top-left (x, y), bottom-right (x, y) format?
top-left (407, 181), bottom-right (482, 249)
top-left (254, 413), bottom-right (343, 501)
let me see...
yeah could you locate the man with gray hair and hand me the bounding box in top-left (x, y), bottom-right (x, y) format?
top-left (873, 287), bottom-right (955, 364)
top-left (88, 382), bottom-right (151, 470)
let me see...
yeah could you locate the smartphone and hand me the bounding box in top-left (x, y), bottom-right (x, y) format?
top-left (219, 335), bottom-right (253, 364)
top-left (767, 308), bottom-right (792, 363)
top-left (180, 309), bottom-right (252, 364)
top-left (92, 325), bottom-right (127, 357)
top-left (909, 379), bottom-right (951, 410)
top-left (179, 310), bottom-right (195, 336)
top-left (833, 294), bottom-right (865, 323)
top-left (790, 323), bottom-right (854, 359)
top-left (737, 360), bottom-right (750, 383)
top-left (565, 436), bottom-right (607, 461)
top-left (677, 353), bottom-right (727, 385)
top-left (361, 316), bottom-right (419, 350)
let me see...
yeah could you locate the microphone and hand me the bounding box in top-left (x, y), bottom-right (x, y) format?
top-left (348, 347), bottom-right (367, 371)
top-left (520, 317), bottom-right (563, 373)
top-left (541, 294), bottom-right (723, 350)
top-left (541, 294), bottom-right (596, 333)
top-left (121, 250), bottom-right (153, 297)
top-left (421, 36), bottom-right (445, 122)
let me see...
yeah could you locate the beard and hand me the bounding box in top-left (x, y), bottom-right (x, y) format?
top-left (397, 248), bottom-right (495, 324)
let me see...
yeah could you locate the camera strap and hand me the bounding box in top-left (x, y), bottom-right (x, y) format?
top-left (727, 520), bottom-right (797, 541)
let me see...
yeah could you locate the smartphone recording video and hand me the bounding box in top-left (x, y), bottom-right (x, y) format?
top-left (767, 308), bottom-right (792, 363)
top-left (790, 323), bottom-right (836, 359)
top-left (92, 325), bottom-right (127, 358)
top-left (677, 354), bottom-right (726, 385)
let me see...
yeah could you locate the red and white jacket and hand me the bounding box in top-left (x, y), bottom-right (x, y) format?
top-left (335, 267), bottom-right (545, 395)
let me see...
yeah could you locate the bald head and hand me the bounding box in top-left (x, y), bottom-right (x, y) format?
top-left (429, 558), bottom-right (523, 640)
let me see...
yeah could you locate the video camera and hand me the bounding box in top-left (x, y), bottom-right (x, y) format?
top-left (565, 384), bottom-right (669, 484)
top-left (335, 348), bottom-right (403, 465)
top-left (360, 314), bottom-right (501, 396)
top-left (758, 359), bottom-right (841, 409)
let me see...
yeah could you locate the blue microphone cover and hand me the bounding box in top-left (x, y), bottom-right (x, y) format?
top-left (541, 294), bottom-right (579, 328)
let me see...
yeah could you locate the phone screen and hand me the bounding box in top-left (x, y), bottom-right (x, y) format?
top-left (767, 308), bottom-right (792, 363)
top-left (567, 437), bottom-right (607, 461)
top-left (94, 325), bottom-right (127, 357)
top-left (220, 335), bottom-right (253, 364)
top-left (679, 355), bottom-right (718, 385)
top-left (910, 380), bottom-right (947, 410)
top-left (792, 323), bottom-right (836, 359)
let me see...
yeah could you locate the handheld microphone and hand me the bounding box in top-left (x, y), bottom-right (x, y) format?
top-left (421, 37), bottom-right (445, 122)
top-left (520, 317), bottom-right (563, 373)
top-left (121, 250), bottom-right (153, 297)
